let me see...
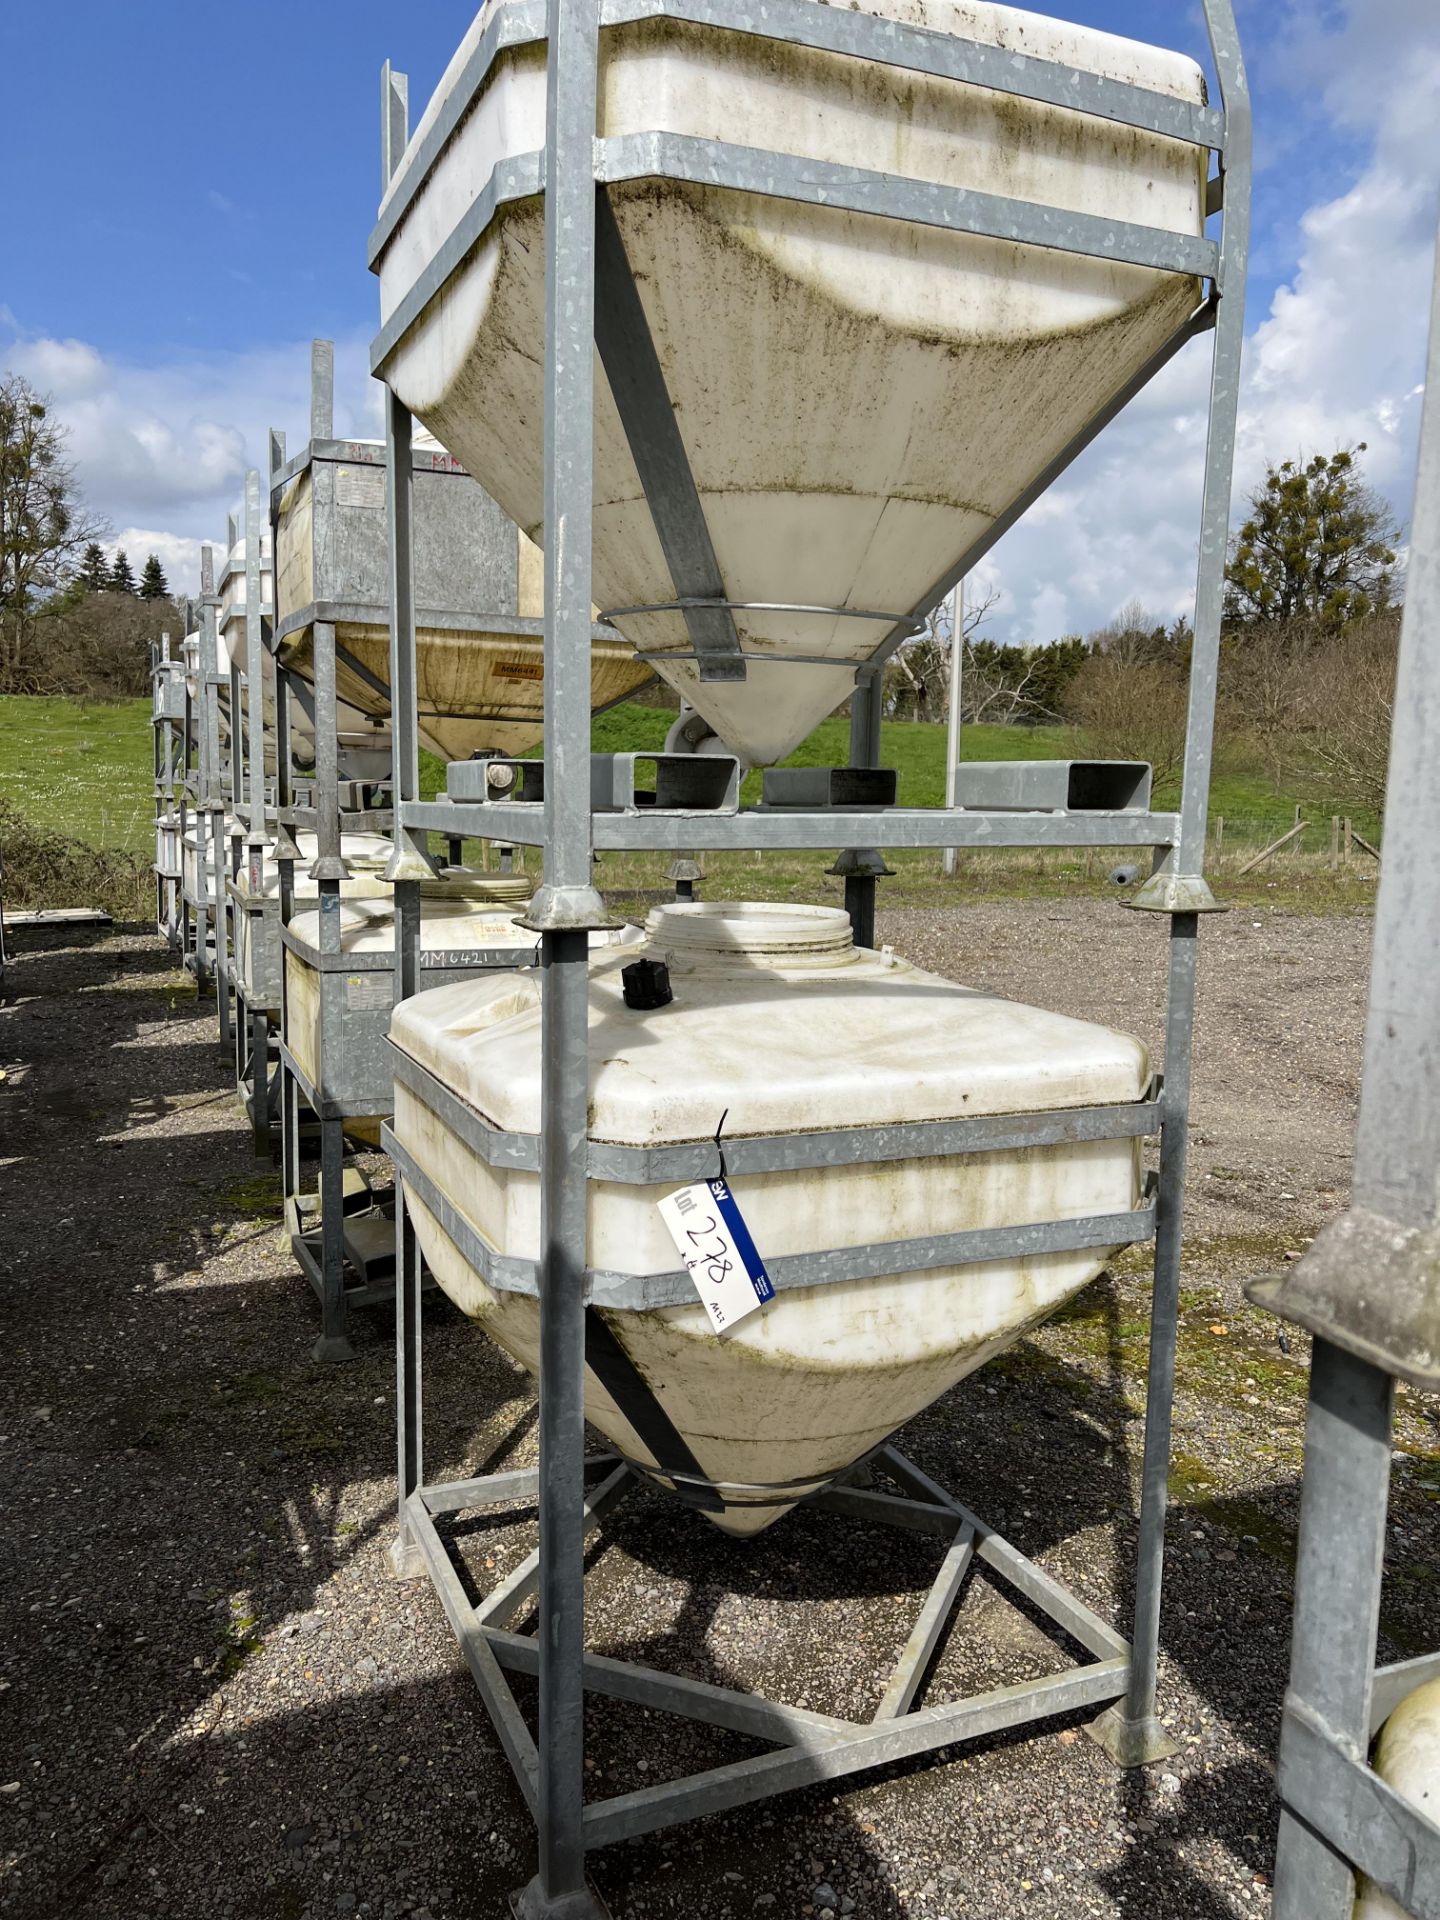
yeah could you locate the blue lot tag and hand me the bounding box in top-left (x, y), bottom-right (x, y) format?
top-left (657, 1177), bottom-right (775, 1334)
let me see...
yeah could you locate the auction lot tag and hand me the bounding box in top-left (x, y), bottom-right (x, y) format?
top-left (658, 1178), bottom-right (775, 1333)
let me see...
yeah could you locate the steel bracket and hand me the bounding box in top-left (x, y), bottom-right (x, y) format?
top-left (1123, 869), bottom-right (1226, 915)
top-left (1248, 1207), bottom-right (1440, 1391)
top-left (519, 885), bottom-right (623, 934)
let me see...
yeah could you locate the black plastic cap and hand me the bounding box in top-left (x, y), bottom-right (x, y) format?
top-left (622, 958), bottom-right (673, 1010)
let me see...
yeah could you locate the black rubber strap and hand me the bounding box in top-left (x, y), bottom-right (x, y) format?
top-left (583, 1309), bottom-right (724, 1513)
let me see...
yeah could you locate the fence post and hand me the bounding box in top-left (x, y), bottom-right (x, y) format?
top-left (1344, 817), bottom-right (1353, 865)
top-left (1330, 816), bottom-right (1340, 871)
top-left (1214, 815), bottom-right (1225, 860)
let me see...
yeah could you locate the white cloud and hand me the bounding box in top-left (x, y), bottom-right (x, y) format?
top-left (975, 0), bottom-right (1440, 642)
top-left (0, 326), bottom-right (379, 597)
top-left (106, 529), bottom-right (207, 597)
top-left (3, 0), bottom-right (1436, 639)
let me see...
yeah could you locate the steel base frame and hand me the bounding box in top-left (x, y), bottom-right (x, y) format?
top-left (396, 1430), bottom-right (1134, 1870)
top-left (231, 978), bottom-right (281, 1155)
top-left (278, 1042), bottom-right (439, 1363)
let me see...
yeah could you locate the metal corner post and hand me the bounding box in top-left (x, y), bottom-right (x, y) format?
top-left (380, 68), bottom-right (430, 1578)
top-left (513, 4), bottom-right (611, 1916)
top-left (1093, 0), bottom-right (1251, 1768)
top-left (244, 470), bottom-right (270, 859)
top-left (832, 673), bottom-right (891, 949)
top-left (311, 338), bottom-right (336, 443)
top-left (1262, 225), bottom-right (1440, 1920)
top-left (199, 543), bottom-right (223, 994)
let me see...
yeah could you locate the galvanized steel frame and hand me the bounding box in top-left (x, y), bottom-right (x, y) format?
top-left (397, 1443), bottom-right (1131, 1857)
top-left (1249, 234), bottom-right (1440, 1920)
top-left (371, 3), bottom-right (1251, 1911)
top-left (151, 636), bottom-right (186, 953)
top-left (266, 343), bottom-right (547, 1361)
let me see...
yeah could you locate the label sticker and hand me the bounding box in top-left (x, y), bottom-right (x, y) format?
top-left (495, 658), bottom-right (544, 684)
top-left (658, 1178), bottom-right (774, 1334)
top-left (336, 465), bottom-right (386, 510)
top-left (344, 974), bottom-right (392, 1011)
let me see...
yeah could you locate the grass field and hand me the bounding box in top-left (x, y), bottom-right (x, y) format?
top-left (0, 696), bottom-right (156, 853)
top-left (0, 693), bottom-right (1381, 916)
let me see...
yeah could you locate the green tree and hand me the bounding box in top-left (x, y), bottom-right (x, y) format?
top-left (139, 552), bottom-right (169, 600)
top-left (108, 549), bottom-right (137, 594)
top-left (1225, 447), bottom-right (1399, 628)
top-left (0, 373), bottom-right (102, 690)
top-left (78, 541), bottom-right (111, 592)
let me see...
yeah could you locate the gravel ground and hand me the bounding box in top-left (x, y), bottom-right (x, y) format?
top-left (2, 902), bottom-right (1436, 1920)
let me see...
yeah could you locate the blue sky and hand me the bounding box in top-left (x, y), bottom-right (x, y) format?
top-left (2, 0), bottom-right (1436, 638)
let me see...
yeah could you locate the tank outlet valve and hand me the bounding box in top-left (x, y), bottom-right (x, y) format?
top-left (622, 958), bottom-right (673, 1010)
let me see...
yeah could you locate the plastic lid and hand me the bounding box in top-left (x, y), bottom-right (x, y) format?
top-left (644, 900), bottom-right (854, 963)
top-left (419, 868), bottom-right (534, 904)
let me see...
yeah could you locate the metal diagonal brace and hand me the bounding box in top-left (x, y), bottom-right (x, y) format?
top-left (593, 190), bottom-right (744, 682)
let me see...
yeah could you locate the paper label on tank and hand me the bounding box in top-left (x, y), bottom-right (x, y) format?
top-left (344, 973), bottom-right (392, 1011)
top-left (658, 1179), bottom-right (774, 1333)
top-left (336, 465), bottom-right (386, 510)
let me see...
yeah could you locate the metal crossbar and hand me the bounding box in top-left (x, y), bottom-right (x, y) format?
top-left (402, 1447), bottom-right (1131, 1851)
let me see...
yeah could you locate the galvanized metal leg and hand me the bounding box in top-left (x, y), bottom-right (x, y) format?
top-left (249, 1007), bottom-right (270, 1156)
top-left (1270, 1340), bottom-right (1393, 1918)
top-left (216, 828), bottom-right (234, 1052)
top-left (312, 1111), bottom-right (356, 1365)
top-left (218, 925), bottom-right (232, 1049)
top-left (280, 1052), bottom-right (301, 1232)
top-left (509, 7), bottom-right (611, 1912)
top-left (833, 670), bottom-right (890, 949)
top-left (1089, 910), bottom-right (1195, 1767)
top-left (390, 1174), bottom-right (426, 1579)
top-left (518, 929), bottom-right (608, 1920)
top-left (194, 901), bottom-right (211, 994)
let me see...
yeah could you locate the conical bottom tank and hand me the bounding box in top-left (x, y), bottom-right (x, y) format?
top-left (274, 615), bottom-right (652, 763)
top-left (389, 902), bottom-right (1149, 1534)
top-left (376, 1), bottom-right (1207, 763)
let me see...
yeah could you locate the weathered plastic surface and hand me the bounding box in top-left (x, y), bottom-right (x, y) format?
top-left (285, 895), bottom-right (543, 1090)
top-left (274, 455), bottom-right (653, 761)
top-left (230, 833), bottom-right (394, 1012)
top-left (376, 0), bottom-right (1207, 762)
top-left (1354, 1677), bottom-right (1440, 1918)
top-left (182, 815), bottom-right (240, 906)
top-left (390, 901), bottom-right (1149, 1533)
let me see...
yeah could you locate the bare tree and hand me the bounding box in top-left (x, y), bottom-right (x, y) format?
top-left (31, 591), bottom-right (186, 700)
top-left (883, 585), bottom-right (1001, 722)
top-left (1219, 615), bottom-right (1318, 783)
top-left (964, 642), bottom-right (1046, 725)
top-left (1289, 609), bottom-right (1399, 816)
top-left (0, 374), bottom-right (104, 691)
top-left (1063, 652), bottom-right (1192, 788)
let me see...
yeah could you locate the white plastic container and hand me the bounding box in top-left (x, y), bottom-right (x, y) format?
top-left (217, 528), bottom-right (273, 679)
top-left (376, 0), bottom-right (1207, 763)
top-left (230, 832), bottom-right (394, 1014)
top-left (389, 901), bottom-right (1148, 1533)
top-left (273, 446), bottom-right (651, 762)
top-left (182, 816), bottom-right (238, 907)
top-left (1355, 1677), bottom-right (1440, 1919)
